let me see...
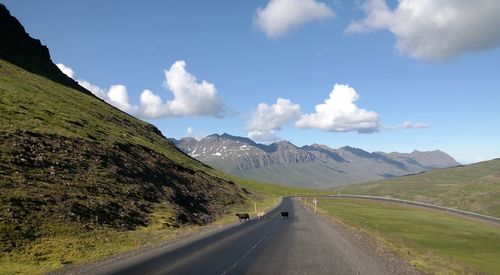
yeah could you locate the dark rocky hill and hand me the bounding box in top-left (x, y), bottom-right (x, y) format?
top-left (0, 4), bottom-right (89, 95)
top-left (173, 133), bottom-right (460, 188)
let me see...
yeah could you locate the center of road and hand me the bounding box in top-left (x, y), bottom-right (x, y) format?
top-left (220, 230), bottom-right (272, 275)
top-left (77, 197), bottom-right (417, 275)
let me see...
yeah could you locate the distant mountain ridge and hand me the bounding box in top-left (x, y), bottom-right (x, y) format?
top-left (172, 133), bottom-right (460, 188)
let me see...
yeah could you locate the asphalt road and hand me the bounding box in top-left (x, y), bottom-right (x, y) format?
top-left (90, 197), bottom-right (411, 275)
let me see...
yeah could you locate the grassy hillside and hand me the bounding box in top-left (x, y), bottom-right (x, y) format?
top-left (0, 5), bottom-right (283, 272)
top-left (0, 55), bottom-right (251, 225)
top-left (0, 56), bottom-right (246, 268)
top-left (336, 159), bottom-right (500, 217)
top-left (0, 56), bottom-right (325, 273)
top-left (312, 198), bottom-right (500, 274)
top-left (0, 4), bottom-right (330, 272)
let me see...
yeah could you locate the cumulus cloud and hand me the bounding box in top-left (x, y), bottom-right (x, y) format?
top-left (245, 84), bottom-right (426, 139)
top-left (184, 126), bottom-right (206, 140)
top-left (78, 80), bottom-right (138, 113)
top-left (56, 63), bottom-right (75, 78)
top-left (78, 80), bottom-right (105, 98)
top-left (296, 84), bottom-right (379, 133)
top-left (248, 130), bottom-right (282, 142)
top-left (160, 61), bottom-right (225, 117)
top-left (57, 61), bottom-right (226, 118)
top-left (346, 0), bottom-right (500, 60)
top-left (385, 121), bottom-right (430, 130)
top-left (246, 98), bottom-right (301, 141)
top-left (107, 85), bottom-right (137, 113)
top-left (255, 0), bottom-right (334, 38)
top-left (186, 126), bottom-right (194, 137)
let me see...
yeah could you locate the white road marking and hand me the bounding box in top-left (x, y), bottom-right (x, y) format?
top-left (220, 231), bottom-right (271, 275)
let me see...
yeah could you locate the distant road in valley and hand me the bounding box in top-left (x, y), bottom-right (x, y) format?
top-left (74, 197), bottom-right (417, 275)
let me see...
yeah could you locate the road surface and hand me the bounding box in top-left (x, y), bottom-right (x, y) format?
top-left (82, 197), bottom-right (416, 275)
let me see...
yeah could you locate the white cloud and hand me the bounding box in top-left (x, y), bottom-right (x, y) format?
top-left (78, 80), bottom-right (106, 98)
top-left (186, 126), bottom-right (194, 137)
top-left (160, 61), bottom-right (225, 117)
top-left (255, 0), bottom-right (334, 38)
top-left (346, 0), bottom-right (500, 60)
top-left (107, 85), bottom-right (137, 113)
top-left (57, 61), bottom-right (226, 118)
top-left (247, 98), bottom-right (301, 132)
top-left (138, 89), bottom-right (163, 117)
top-left (246, 85), bottom-right (423, 139)
top-left (183, 126), bottom-right (205, 140)
top-left (248, 130), bottom-right (282, 142)
top-left (78, 80), bottom-right (137, 113)
top-left (296, 84), bottom-right (379, 133)
top-left (246, 98), bottom-right (301, 141)
top-left (56, 63), bottom-right (75, 78)
top-left (385, 121), bottom-right (430, 130)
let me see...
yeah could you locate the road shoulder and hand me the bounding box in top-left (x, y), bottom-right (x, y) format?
top-left (299, 199), bottom-right (423, 275)
top-left (50, 198), bottom-right (284, 275)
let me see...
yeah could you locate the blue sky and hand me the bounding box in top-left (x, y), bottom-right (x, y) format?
top-left (4, 0), bottom-right (500, 163)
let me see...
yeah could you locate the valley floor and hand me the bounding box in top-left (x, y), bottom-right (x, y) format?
top-left (313, 198), bottom-right (500, 274)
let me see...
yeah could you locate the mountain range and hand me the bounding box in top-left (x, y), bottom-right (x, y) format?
top-left (172, 133), bottom-right (460, 188)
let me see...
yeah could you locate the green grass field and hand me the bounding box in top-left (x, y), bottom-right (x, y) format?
top-left (314, 198), bottom-right (500, 274)
top-left (336, 159), bottom-right (500, 218)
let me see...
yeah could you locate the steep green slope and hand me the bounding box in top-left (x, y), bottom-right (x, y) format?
top-left (0, 48), bottom-right (252, 239)
top-left (0, 55), bottom-right (323, 272)
top-left (337, 159), bottom-right (500, 217)
top-left (0, 4), bottom-right (262, 272)
top-left (0, 5), bottom-right (335, 273)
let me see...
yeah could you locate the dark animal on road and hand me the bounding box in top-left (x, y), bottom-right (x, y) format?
top-left (280, 212), bottom-right (289, 219)
top-left (236, 213), bottom-right (250, 222)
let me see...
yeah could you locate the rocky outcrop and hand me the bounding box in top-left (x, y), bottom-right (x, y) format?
top-left (0, 4), bottom-right (91, 95)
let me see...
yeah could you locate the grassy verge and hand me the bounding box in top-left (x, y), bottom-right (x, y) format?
top-left (310, 198), bottom-right (500, 274)
top-left (0, 192), bottom-right (278, 275)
